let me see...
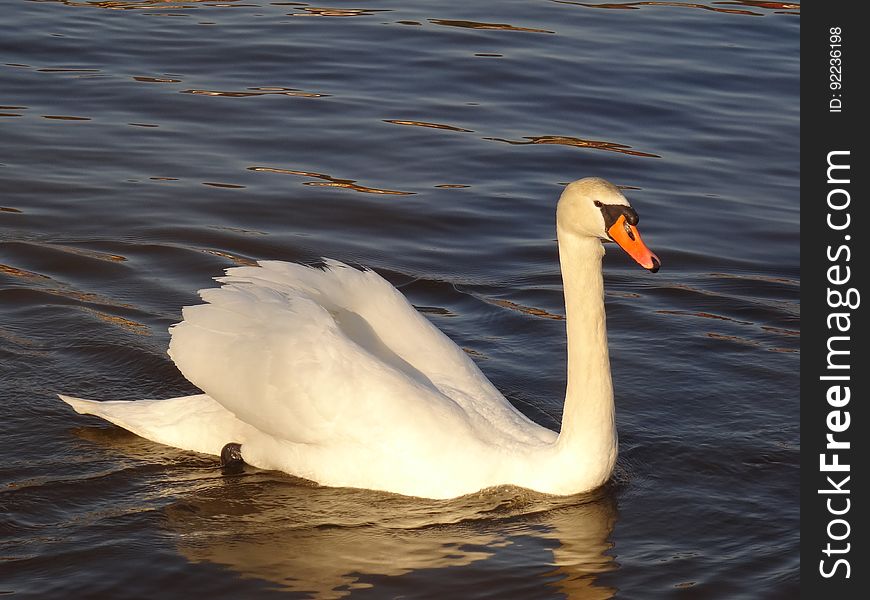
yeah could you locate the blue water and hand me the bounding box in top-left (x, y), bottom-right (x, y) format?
top-left (1, 1), bottom-right (799, 598)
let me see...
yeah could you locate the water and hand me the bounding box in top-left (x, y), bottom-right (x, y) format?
top-left (1, 1), bottom-right (799, 598)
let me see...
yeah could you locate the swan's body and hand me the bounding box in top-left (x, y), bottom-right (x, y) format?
top-left (60, 178), bottom-right (659, 499)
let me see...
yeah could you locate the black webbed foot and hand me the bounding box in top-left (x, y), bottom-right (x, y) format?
top-left (220, 442), bottom-right (245, 474)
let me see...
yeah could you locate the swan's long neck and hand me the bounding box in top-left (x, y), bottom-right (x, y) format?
top-left (555, 225), bottom-right (617, 469)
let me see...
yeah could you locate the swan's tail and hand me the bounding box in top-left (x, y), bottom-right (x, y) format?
top-left (59, 394), bottom-right (113, 418)
top-left (57, 393), bottom-right (252, 457)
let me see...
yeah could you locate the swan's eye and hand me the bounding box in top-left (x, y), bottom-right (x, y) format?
top-left (593, 200), bottom-right (603, 207)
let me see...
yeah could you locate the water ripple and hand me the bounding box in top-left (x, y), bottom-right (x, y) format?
top-left (486, 135), bottom-right (661, 158)
top-left (248, 166), bottom-right (414, 195)
top-left (384, 119), bottom-right (473, 133)
top-left (36, 0), bottom-right (234, 9)
top-left (133, 76), bottom-right (182, 83)
top-left (42, 115), bottom-right (91, 121)
top-left (554, 0), bottom-right (799, 16)
top-left (429, 19), bottom-right (555, 34)
top-left (182, 86), bottom-right (328, 98)
top-left (285, 4), bottom-right (391, 18)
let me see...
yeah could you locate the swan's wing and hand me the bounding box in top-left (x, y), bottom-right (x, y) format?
top-left (168, 261), bottom-right (551, 447)
top-left (222, 261), bottom-right (551, 441)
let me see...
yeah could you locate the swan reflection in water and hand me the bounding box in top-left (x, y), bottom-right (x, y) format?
top-left (163, 470), bottom-right (618, 599)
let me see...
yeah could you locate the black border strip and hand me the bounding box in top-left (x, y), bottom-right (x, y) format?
top-left (802, 2), bottom-right (867, 596)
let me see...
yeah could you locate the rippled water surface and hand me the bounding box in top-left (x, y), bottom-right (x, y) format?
top-left (1, 1), bottom-right (799, 598)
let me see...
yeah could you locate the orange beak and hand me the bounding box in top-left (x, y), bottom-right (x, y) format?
top-left (607, 215), bottom-right (661, 272)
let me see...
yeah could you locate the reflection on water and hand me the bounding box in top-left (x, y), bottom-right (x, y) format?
top-left (658, 310), bottom-right (753, 325)
top-left (200, 248), bottom-right (258, 266)
top-left (248, 167), bottom-right (415, 196)
top-left (42, 115), bottom-right (92, 121)
top-left (36, 68), bottom-right (101, 73)
top-left (384, 119), bottom-right (474, 133)
top-left (555, 0), bottom-right (799, 16)
top-left (286, 5), bottom-right (391, 18)
top-left (84, 308), bottom-right (150, 334)
top-left (35, 0), bottom-right (239, 9)
top-left (134, 76), bottom-right (182, 83)
top-left (719, 1), bottom-right (800, 11)
top-left (428, 19), bottom-right (555, 34)
top-left (202, 182), bottom-right (247, 189)
top-left (166, 473), bottom-right (617, 599)
top-left (487, 298), bottom-right (565, 321)
top-left (0, 264), bottom-right (47, 279)
top-left (485, 135), bottom-right (661, 158)
top-left (183, 87), bottom-right (328, 99)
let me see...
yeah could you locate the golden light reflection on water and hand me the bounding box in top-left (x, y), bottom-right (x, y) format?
top-left (705, 331), bottom-right (759, 346)
top-left (0, 264), bottom-right (50, 279)
top-left (44, 287), bottom-right (133, 308)
top-left (36, 68), bottom-right (100, 73)
top-left (429, 19), bottom-right (555, 34)
top-left (0, 327), bottom-right (48, 357)
top-left (0, 266), bottom-right (148, 334)
top-left (202, 182), bottom-right (246, 189)
top-left (554, 0), bottom-right (799, 15)
top-left (284, 5), bottom-right (390, 17)
top-left (463, 346), bottom-right (487, 359)
top-left (489, 298), bottom-right (565, 321)
top-left (761, 325), bottom-right (799, 337)
top-left (133, 76), bottom-right (182, 83)
top-left (487, 135), bottom-right (661, 158)
top-left (42, 115), bottom-right (92, 121)
top-left (384, 119), bottom-right (473, 133)
top-left (34, 0), bottom-right (240, 9)
top-left (84, 308), bottom-right (150, 335)
top-left (183, 86), bottom-right (327, 98)
top-left (383, 121), bottom-right (659, 160)
top-left (1, 267), bottom-right (148, 336)
top-left (0, 242), bottom-right (156, 337)
top-left (201, 248), bottom-right (258, 266)
top-left (162, 474), bottom-right (617, 599)
top-left (248, 166), bottom-right (414, 195)
top-left (717, 1), bottom-right (800, 11)
top-left (33, 243), bottom-right (128, 263)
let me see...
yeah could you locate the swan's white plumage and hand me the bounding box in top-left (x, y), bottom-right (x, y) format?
top-left (59, 393), bottom-right (257, 456)
top-left (171, 260), bottom-right (552, 446)
top-left (60, 178), bottom-right (654, 499)
top-left (62, 261), bottom-right (562, 498)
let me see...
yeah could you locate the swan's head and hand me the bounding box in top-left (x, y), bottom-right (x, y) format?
top-left (556, 177), bottom-right (661, 272)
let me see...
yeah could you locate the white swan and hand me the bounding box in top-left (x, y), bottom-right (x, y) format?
top-left (60, 177), bottom-right (659, 500)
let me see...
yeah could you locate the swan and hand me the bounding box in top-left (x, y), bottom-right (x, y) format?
top-left (59, 177), bottom-right (660, 500)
